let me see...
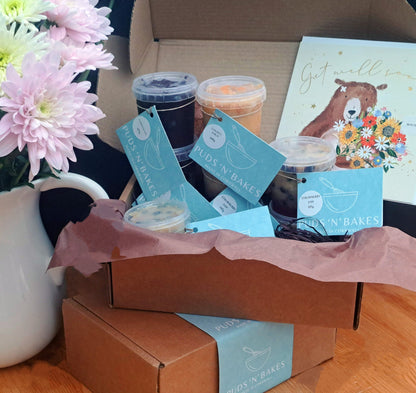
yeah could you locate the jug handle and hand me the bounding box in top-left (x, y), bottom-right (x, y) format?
top-left (39, 172), bottom-right (109, 286)
top-left (39, 172), bottom-right (109, 201)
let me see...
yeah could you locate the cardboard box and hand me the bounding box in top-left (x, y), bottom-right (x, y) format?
top-left (63, 271), bottom-right (336, 393)
top-left (107, 251), bottom-right (363, 329)
top-left (100, 176), bottom-right (361, 330)
top-left (90, 0), bottom-right (416, 329)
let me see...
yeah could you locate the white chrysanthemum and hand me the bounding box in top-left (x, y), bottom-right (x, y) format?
top-left (0, 0), bottom-right (55, 27)
top-left (0, 22), bottom-right (49, 94)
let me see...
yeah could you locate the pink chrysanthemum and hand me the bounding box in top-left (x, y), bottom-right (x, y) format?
top-left (59, 41), bottom-right (116, 73)
top-left (47, 26), bottom-right (116, 73)
top-left (0, 51), bottom-right (105, 178)
top-left (45, 0), bottom-right (113, 44)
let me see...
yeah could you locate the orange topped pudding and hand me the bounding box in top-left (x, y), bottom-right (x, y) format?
top-left (196, 76), bottom-right (266, 137)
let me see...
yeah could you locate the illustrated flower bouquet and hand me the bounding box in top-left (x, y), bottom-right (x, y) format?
top-left (0, 0), bottom-right (116, 191)
top-left (334, 107), bottom-right (408, 172)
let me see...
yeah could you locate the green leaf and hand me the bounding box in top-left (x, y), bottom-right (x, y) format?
top-left (0, 147), bottom-right (56, 192)
top-left (387, 148), bottom-right (397, 158)
top-left (379, 151), bottom-right (385, 159)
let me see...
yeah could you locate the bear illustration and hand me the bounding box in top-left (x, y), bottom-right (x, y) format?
top-left (300, 79), bottom-right (387, 167)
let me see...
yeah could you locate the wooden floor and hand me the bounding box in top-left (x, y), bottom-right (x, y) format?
top-left (1, 282), bottom-right (416, 393)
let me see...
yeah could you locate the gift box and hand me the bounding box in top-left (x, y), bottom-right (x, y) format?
top-left (49, 0), bottom-right (416, 330)
top-left (105, 178), bottom-right (363, 328)
top-left (63, 271), bottom-right (336, 393)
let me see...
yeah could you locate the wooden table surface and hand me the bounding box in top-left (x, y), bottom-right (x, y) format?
top-left (2, 279), bottom-right (416, 393)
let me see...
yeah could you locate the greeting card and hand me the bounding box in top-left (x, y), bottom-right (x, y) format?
top-left (277, 36), bottom-right (416, 205)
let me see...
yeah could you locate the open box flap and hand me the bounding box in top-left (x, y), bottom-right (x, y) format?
top-left (50, 199), bottom-right (416, 293)
top-left (136, 0), bottom-right (416, 43)
top-left (97, 0), bottom-right (416, 152)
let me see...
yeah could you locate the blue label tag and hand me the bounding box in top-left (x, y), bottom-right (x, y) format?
top-left (117, 109), bottom-right (220, 222)
top-left (190, 110), bottom-right (286, 205)
top-left (187, 206), bottom-right (275, 237)
top-left (178, 314), bottom-right (294, 393)
top-left (297, 167), bottom-right (383, 235)
top-left (159, 181), bottom-right (220, 222)
top-left (116, 108), bottom-right (185, 200)
top-left (210, 188), bottom-right (279, 230)
top-left (211, 188), bottom-right (260, 215)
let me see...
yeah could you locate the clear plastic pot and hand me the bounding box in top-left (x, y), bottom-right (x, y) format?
top-left (196, 75), bottom-right (266, 137)
top-left (269, 136), bottom-right (336, 218)
top-left (132, 71), bottom-right (198, 149)
top-left (124, 200), bottom-right (190, 233)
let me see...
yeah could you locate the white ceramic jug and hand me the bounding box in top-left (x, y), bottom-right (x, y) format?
top-left (0, 173), bottom-right (108, 368)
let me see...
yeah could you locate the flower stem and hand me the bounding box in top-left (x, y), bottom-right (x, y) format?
top-left (108, 0), bottom-right (115, 10)
top-left (12, 161), bottom-right (29, 188)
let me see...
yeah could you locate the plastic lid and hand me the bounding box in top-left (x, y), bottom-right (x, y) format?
top-left (132, 72), bottom-right (198, 103)
top-left (124, 200), bottom-right (190, 233)
top-left (196, 75), bottom-right (266, 108)
top-left (270, 136), bottom-right (336, 173)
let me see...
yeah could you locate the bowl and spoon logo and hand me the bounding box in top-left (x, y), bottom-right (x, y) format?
top-left (203, 124), bottom-right (257, 170)
top-left (243, 346), bottom-right (272, 372)
top-left (299, 177), bottom-right (358, 216)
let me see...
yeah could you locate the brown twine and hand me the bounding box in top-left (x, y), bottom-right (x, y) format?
top-left (137, 98), bottom-right (195, 113)
top-left (274, 217), bottom-right (350, 243)
top-left (201, 106), bottom-right (261, 119)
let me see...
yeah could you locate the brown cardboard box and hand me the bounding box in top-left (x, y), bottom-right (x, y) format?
top-left (63, 271), bottom-right (336, 393)
top-left (107, 251), bottom-right (363, 329)
top-left (100, 177), bottom-right (362, 330)
top-left (89, 0), bottom-right (416, 329)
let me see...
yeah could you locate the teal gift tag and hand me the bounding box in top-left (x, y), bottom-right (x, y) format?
top-left (178, 314), bottom-right (294, 393)
top-left (211, 187), bottom-right (260, 215)
top-left (117, 108), bottom-right (220, 221)
top-left (190, 110), bottom-right (286, 205)
top-left (158, 181), bottom-right (220, 222)
top-left (187, 205), bottom-right (275, 237)
top-left (210, 188), bottom-right (280, 230)
top-left (116, 108), bottom-right (185, 200)
top-left (297, 167), bottom-right (383, 235)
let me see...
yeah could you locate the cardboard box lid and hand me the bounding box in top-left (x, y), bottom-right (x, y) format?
top-left (69, 291), bottom-right (215, 367)
top-left (97, 0), bottom-right (416, 151)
